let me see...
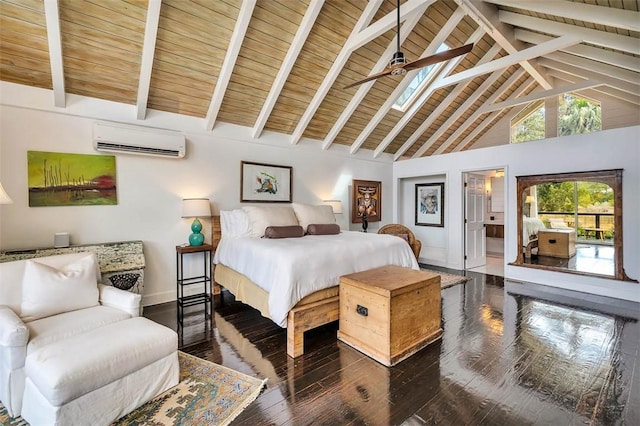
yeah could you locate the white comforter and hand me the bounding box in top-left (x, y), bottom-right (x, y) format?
top-left (213, 231), bottom-right (419, 327)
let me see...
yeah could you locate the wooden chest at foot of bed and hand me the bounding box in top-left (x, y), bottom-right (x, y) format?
top-left (538, 229), bottom-right (576, 258)
top-left (337, 265), bottom-right (442, 367)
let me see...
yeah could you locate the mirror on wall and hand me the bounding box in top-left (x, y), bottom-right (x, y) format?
top-left (512, 169), bottom-right (635, 282)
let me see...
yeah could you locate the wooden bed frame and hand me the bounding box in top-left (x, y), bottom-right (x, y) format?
top-left (211, 216), bottom-right (339, 358)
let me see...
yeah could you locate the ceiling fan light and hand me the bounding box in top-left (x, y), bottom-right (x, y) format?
top-left (389, 51), bottom-right (406, 67)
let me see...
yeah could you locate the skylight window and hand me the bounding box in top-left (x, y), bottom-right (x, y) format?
top-left (392, 43), bottom-right (449, 112)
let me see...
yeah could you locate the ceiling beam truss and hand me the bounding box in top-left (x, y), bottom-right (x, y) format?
top-left (43, 0), bottom-right (65, 108)
top-left (499, 10), bottom-right (639, 54)
top-left (252, 0), bottom-right (325, 139)
top-left (452, 77), bottom-right (537, 152)
top-left (205, 0), bottom-right (257, 131)
top-left (485, 0), bottom-right (640, 33)
top-left (515, 30), bottom-right (640, 73)
top-left (375, 26), bottom-right (487, 158)
top-left (433, 68), bottom-right (526, 155)
top-left (290, 0), bottom-right (436, 145)
top-left (136, 0), bottom-right (162, 120)
top-left (455, 0), bottom-right (552, 89)
top-left (289, 0), bottom-right (383, 145)
top-left (348, 8), bottom-right (467, 155)
top-left (321, 1), bottom-right (432, 150)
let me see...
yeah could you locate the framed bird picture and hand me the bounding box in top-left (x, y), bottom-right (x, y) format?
top-left (240, 161), bottom-right (292, 203)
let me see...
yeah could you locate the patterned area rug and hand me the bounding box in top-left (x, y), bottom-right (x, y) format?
top-left (0, 351), bottom-right (266, 426)
top-left (421, 268), bottom-right (472, 289)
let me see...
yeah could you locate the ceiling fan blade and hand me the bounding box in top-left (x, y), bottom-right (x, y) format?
top-left (403, 43), bottom-right (474, 71)
top-left (344, 68), bottom-right (394, 89)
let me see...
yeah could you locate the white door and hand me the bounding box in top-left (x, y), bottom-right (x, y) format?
top-left (465, 173), bottom-right (486, 269)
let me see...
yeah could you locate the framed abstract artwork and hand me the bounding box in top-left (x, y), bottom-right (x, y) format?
top-left (352, 179), bottom-right (381, 223)
top-left (27, 151), bottom-right (117, 207)
top-left (415, 183), bottom-right (444, 227)
top-left (241, 161), bottom-right (292, 203)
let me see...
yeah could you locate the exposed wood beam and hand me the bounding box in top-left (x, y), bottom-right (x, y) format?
top-left (348, 0), bottom-right (436, 52)
top-left (515, 29), bottom-right (640, 73)
top-left (499, 10), bottom-right (639, 54)
top-left (389, 39), bottom-right (499, 160)
top-left (544, 69), bottom-right (584, 84)
top-left (538, 58), bottom-right (640, 104)
top-left (252, 0), bottom-right (324, 139)
top-left (485, 0), bottom-right (640, 32)
top-left (411, 67), bottom-right (506, 159)
top-left (290, 0), bottom-right (384, 145)
top-left (136, 0), bottom-right (162, 120)
top-left (435, 68), bottom-right (526, 155)
top-left (43, 0), bottom-right (65, 108)
top-left (205, 0), bottom-right (256, 131)
top-left (452, 78), bottom-right (537, 152)
top-left (546, 51), bottom-right (639, 86)
top-left (321, 2), bottom-right (432, 150)
top-left (592, 86), bottom-right (640, 106)
top-left (455, 0), bottom-right (552, 89)
top-left (478, 80), bottom-right (603, 114)
top-left (537, 58), bottom-right (640, 96)
top-left (349, 8), bottom-right (466, 154)
top-left (544, 68), bottom-right (640, 104)
top-left (375, 27), bottom-right (487, 159)
top-left (435, 35), bottom-right (581, 90)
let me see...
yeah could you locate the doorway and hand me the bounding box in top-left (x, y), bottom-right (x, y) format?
top-left (464, 169), bottom-right (505, 277)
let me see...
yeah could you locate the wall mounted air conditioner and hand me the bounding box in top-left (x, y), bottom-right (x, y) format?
top-left (93, 122), bottom-right (186, 158)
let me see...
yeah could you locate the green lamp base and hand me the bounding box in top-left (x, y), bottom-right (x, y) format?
top-left (189, 218), bottom-right (205, 246)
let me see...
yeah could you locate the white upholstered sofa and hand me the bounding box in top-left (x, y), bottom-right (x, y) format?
top-left (0, 252), bottom-right (179, 425)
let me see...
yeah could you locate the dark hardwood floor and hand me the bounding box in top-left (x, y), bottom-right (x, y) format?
top-left (144, 269), bottom-right (639, 425)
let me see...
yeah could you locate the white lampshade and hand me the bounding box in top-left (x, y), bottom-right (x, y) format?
top-left (181, 198), bottom-right (211, 218)
top-left (0, 182), bottom-right (13, 204)
top-left (323, 200), bottom-right (342, 214)
top-left (525, 195), bottom-right (534, 204)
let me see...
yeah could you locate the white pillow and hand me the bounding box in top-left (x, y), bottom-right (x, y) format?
top-left (292, 203), bottom-right (336, 232)
top-left (21, 254), bottom-right (100, 322)
top-left (220, 209), bottom-right (251, 239)
top-left (242, 206), bottom-right (299, 238)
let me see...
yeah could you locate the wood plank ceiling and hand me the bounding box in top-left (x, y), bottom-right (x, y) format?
top-left (1, 0), bottom-right (638, 161)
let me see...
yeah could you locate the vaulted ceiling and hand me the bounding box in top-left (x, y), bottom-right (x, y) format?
top-left (1, 0), bottom-right (638, 161)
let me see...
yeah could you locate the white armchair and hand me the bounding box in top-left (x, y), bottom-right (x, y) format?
top-left (0, 252), bottom-right (178, 425)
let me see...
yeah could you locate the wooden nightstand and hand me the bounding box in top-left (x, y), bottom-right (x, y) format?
top-left (176, 244), bottom-right (213, 325)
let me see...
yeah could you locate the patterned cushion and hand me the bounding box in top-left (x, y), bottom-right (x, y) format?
top-left (108, 273), bottom-right (140, 291)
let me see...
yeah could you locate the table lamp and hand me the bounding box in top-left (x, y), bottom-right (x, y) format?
top-left (182, 198), bottom-right (211, 246)
top-left (0, 182), bottom-right (13, 204)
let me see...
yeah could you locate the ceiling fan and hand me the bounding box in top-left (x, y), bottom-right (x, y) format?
top-left (344, 0), bottom-right (474, 89)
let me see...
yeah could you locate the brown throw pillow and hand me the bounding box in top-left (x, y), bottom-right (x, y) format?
top-left (307, 223), bottom-right (340, 235)
top-left (264, 225), bottom-right (304, 239)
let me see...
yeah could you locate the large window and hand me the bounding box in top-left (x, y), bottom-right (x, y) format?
top-left (511, 92), bottom-right (602, 143)
top-left (558, 93), bottom-right (602, 136)
top-left (510, 100), bottom-right (545, 143)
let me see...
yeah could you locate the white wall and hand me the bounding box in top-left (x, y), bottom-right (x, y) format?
top-left (0, 103), bottom-right (392, 306)
top-left (394, 126), bottom-right (640, 302)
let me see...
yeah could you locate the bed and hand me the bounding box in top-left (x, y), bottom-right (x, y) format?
top-left (523, 216), bottom-right (547, 257)
top-left (210, 205), bottom-right (419, 358)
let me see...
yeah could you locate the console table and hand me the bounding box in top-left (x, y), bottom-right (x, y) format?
top-left (0, 240), bottom-right (145, 295)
